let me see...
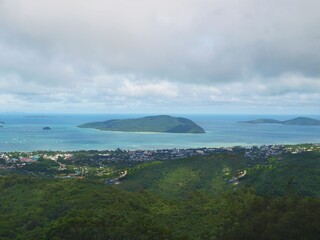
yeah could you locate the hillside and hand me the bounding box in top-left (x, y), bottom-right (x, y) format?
top-left (118, 147), bottom-right (320, 198)
top-left (243, 150), bottom-right (320, 196)
top-left (119, 153), bottom-right (247, 198)
top-left (0, 146), bottom-right (320, 239)
top-left (241, 117), bottom-right (320, 125)
top-left (78, 115), bottom-right (205, 133)
top-left (0, 175), bottom-right (319, 240)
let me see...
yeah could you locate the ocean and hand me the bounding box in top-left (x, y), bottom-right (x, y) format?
top-left (0, 114), bottom-right (319, 152)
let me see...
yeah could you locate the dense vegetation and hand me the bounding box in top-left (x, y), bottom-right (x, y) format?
top-left (119, 150), bottom-right (320, 198)
top-left (0, 175), bottom-right (319, 239)
top-left (0, 146), bottom-right (320, 239)
top-left (78, 115), bottom-right (205, 133)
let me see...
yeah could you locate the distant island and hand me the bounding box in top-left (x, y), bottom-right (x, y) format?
top-left (43, 127), bottom-right (51, 130)
top-left (240, 117), bottom-right (320, 126)
top-left (25, 115), bottom-right (54, 118)
top-left (78, 115), bottom-right (205, 133)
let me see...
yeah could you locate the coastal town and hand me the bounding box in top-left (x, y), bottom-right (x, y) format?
top-left (0, 144), bottom-right (319, 179)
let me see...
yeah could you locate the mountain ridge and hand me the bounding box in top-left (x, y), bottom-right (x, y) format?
top-left (240, 117), bottom-right (320, 126)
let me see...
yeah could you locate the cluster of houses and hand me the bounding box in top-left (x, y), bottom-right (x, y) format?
top-left (42, 153), bottom-right (73, 161)
top-left (126, 148), bottom-right (209, 161)
top-left (0, 154), bottom-right (40, 170)
top-left (244, 145), bottom-right (286, 161)
top-left (0, 153), bottom-right (73, 162)
top-left (92, 147), bottom-right (240, 163)
top-left (1, 144), bottom-right (319, 176)
top-left (0, 153), bottom-right (73, 171)
top-left (245, 144), bottom-right (320, 161)
top-left (0, 153), bottom-right (40, 163)
top-left (286, 145), bottom-right (320, 154)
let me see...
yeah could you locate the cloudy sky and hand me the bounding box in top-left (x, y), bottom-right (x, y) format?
top-left (0, 0), bottom-right (319, 114)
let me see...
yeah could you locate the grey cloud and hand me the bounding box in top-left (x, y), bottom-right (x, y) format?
top-left (0, 0), bottom-right (319, 113)
top-left (1, 0), bottom-right (319, 82)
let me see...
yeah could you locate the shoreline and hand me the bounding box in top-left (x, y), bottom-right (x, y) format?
top-left (1, 142), bottom-right (319, 154)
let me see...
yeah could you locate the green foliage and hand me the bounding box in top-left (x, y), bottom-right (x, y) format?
top-left (0, 148), bottom-right (320, 239)
top-left (0, 158), bottom-right (6, 164)
top-left (119, 153), bottom-right (247, 198)
top-left (22, 159), bottom-right (59, 176)
top-left (0, 173), bottom-right (319, 239)
top-left (244, 151), bottom-right (320, 197)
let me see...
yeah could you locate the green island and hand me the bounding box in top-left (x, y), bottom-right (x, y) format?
top-left (0, 144), bottom-right (320, 239)
top-left (78, 115), bottom-right (205, 133)
top-left (241, 117), bottom-right (320, 125)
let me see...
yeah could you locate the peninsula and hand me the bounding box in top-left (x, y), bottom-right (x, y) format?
top-left (240, 117), bottom-right (320, 126)
top-left (78, 115), bottom-right (205, 133)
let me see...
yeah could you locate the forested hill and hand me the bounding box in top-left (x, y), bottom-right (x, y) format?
top-left (78, 115), bottom-right (205, 133)
top-left (1, 174), bottom-right (319, 239)
top-left (0, 145), bottom-right (320, 239)
top-left (241, 117), bottom-right (320, 125)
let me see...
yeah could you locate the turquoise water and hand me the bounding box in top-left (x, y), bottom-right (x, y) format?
top-left (0, 114), bottom-right (319, 151)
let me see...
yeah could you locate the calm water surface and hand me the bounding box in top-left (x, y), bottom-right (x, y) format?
top-left (0, 114), bottom-right (319, 151)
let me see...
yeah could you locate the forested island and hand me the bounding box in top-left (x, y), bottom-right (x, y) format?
top-left (78, 115), bottom-right (205, 133)
top-left (0, 144), bottom-right (320, 239)
top-left (241, 117), bottom-right (320, 125)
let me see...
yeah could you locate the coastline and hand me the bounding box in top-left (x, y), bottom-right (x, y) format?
top-left (0, 114), bottom-right (319, 152)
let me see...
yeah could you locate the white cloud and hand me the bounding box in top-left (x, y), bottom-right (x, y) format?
top-left (117, 80), bottom-right (178, 98)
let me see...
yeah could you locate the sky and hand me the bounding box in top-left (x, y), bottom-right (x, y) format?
top-left (0, 0), bottom-right (320, 114)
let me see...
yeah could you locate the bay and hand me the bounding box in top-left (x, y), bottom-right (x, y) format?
top-left (0, 114), bottom-right (319, 151)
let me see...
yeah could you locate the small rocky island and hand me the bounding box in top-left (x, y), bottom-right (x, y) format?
top-left (78, 115), bottom-right (205, 133)
top-left (43, 127), bottom-right (51, 130)
top-left (240, 117), bottom-right (320, 126)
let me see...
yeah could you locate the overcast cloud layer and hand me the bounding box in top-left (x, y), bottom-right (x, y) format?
top-left (0, 0), bottom-right (320, 114)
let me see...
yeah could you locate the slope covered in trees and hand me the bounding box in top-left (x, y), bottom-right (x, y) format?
top-left (0, 175), bottom-right (320, 239)
top-left (0, 145), bottom-right (320, 239)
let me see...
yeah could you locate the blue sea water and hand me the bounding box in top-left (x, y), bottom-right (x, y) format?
top-left (0, 114), bottom-right (319, 152)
